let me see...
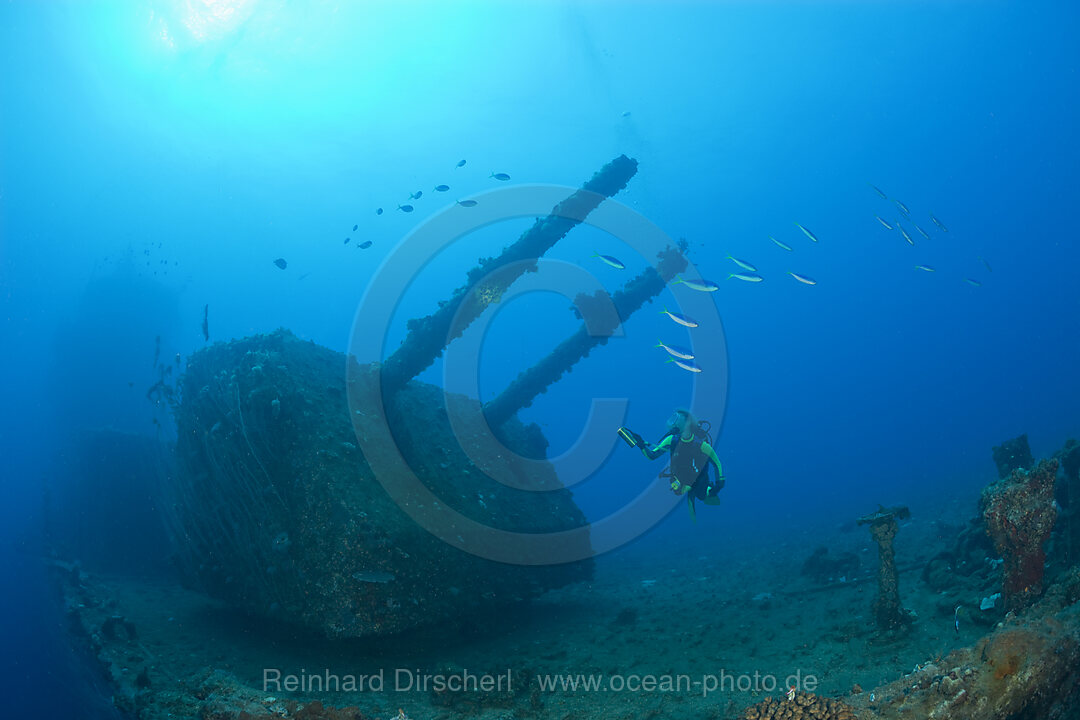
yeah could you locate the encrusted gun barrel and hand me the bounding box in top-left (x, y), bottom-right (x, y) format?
top-left (483, 245), bottom-right (688, 428)
top-left (380, 154), bottom-right (639, 394)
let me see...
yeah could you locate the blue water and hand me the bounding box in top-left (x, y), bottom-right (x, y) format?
top-left (2, 1), bottom-right (1079, 714)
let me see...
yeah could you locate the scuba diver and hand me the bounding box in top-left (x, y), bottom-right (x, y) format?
top-left (618, 409), bottom-right (724, 520)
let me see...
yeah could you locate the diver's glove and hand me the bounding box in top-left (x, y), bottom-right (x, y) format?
top-left (617, 427), bottom-right (644, 448)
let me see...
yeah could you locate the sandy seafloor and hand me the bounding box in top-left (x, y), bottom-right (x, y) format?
top-left (58, 482), bottom-right (1016, 720)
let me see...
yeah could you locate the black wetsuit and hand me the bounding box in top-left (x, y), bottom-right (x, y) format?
top-left (640, 432), bottom-right (724, 499)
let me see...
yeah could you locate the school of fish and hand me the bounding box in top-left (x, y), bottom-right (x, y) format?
top-left (595, 181), bottom-right (984, 375)
top-left (273, 158), bottom-right (511, 271)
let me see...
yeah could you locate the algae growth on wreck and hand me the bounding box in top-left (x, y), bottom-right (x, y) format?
top-left (168, 328), bottom-right (592, 638)
top-left (4, 2), bottom-right (1080, 719)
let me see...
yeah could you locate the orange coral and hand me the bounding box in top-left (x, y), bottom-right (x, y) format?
top-left (983, 628), bottom-right (1041, 682)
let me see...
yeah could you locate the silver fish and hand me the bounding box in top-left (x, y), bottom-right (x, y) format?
top-left (794, 223), bottom-right (819, 242)
top-left (673, 275), bottom-right (720, 292)
top-left (770, 236), bottom-right (793, 251)
top-left (728, 273), bottom-right (763, 283)
top-left (896, 222), bottom-right (915, 246)
top-left (930, 213), bottom-right (949, 232)
top-left (868, 183), bottom-right (888, 200)
top-left (656, 340), bottom-right (694, 360)
top-left (594, 253), bottom-right (625, 270)
top-left (661, 308), bottom-right (698, 328)
top-left (727, 255), bottom-right (758, 272)
top-left (666, 357), bottom-right (702, 373)
top-left (789, 272), bottom-right (817, 285)
top-left (875, 216), bottom-right (893, 230)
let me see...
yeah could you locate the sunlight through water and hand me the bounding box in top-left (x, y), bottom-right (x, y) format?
top-left (177, 0), bottom-right (257, 44)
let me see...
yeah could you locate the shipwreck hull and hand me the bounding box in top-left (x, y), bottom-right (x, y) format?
top-left (168, 329), bottom-right (592, 638)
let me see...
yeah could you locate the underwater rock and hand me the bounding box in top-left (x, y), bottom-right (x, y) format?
top-left (167, 329), bottom-right (592, 638)
top-left (858, 505), bottom-right (915, 632)
top-left (992, 433), bottom-right (1034, 479)
top-left (981, 459), bottom-right (1058, 611)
